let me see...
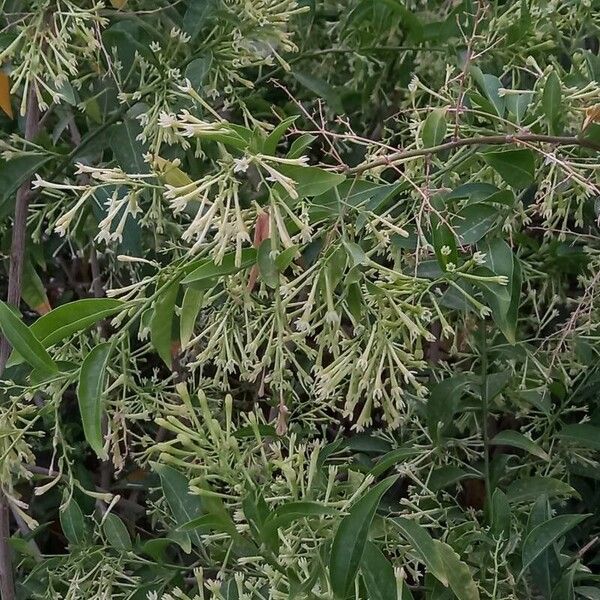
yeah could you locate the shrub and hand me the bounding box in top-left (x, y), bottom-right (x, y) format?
top-left (1, 1), bottom-right (600, 599)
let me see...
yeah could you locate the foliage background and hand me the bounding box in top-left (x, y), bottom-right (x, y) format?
top-left (1, 0), bottom-right (600, 598)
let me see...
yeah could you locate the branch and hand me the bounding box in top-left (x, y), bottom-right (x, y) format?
top-left (0, 84), bottom-right (41, 600)
top-left (344, 133), bottom-right (600, 176)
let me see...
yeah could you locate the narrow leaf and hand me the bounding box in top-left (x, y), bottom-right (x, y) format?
top-left (329, 476), bottom-right (397, 597)
top-left (390, 517), bottom-right (448, 586)
top-left (422, 109), bottom-right (447, 147)
top-left (0, 300), bottom-right (57, 374)
top-left (490, 430), bottom-right (549, 460)
top-left (77, 342), bottom-right (112, 459)
top-left (506, 476), bottom-right (579, 503)
top-left (522, 514), bottom-right (589, 573)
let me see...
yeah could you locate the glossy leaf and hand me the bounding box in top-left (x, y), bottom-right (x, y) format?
top-left (150, 279), bottom-right (179, 368)
top-left (77, 342), bottom-right (112, 460)
top-left (543, 72), bottom-right (562, 134)
top-left (180, 287), bottom-right (204, 349)
top-left (181, 248), bottom-right (257, 287)
top-left (422, 109), bottom-right (447, 147)
top-left (263, 116), bottom-right (298, 155)
top-left (30, 298), bottom-right (123, 348)
top-left (477, 237), bottom-right (521, 344)
top-left (329, 476), bottom-right (397, 597)
top-left (0, 300), bottom-right (57, 374)
top-left (482, 149), bottom-right (535, 189)
top-left (278, 164), bottom-right (345, 198)
top-left (470, 67), bottom-right (505, 117)
top-left (453, 203), bottom-right (497, 245)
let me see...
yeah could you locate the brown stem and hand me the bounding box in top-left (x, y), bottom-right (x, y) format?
top-left (344, 133), bottom-right (600, 176)
top-left (0, 85), bottom-right (41, 600)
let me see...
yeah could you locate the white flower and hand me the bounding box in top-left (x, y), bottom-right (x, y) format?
top-left (233, 156), bottom-right (251, 174)
top-left (158, 112), bottom-right (178, 129)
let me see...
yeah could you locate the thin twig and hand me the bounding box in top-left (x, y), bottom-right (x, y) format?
top-left (0, 83), bottom-right (41, 600)
top-left (343, 133), bottom-right (600, 175)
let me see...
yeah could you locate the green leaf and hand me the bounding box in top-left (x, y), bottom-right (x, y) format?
top-left (490, 488), bottom-right (512, 539)
top-left (329, 476), bottom-right (397, 597)
top-left (490, 430), bottom-right (549, 460)
top-left (470, 67), bottom-right (505, 117)
top-left (77, 342), bottom-right (112, 460)
top-left (263, 116), bottom-right (298, 155)
top-left (292, 71), bottom-right (343, 113)
top-left (288, 133), bottom-right (316, 159)
top-left (183, 0), bottom-right (216, 41)
top-left (522, 514), bottom-right (589, 573)
top-left (278, 165), bottom-right (345, 198)
top-left (0, 155), bottom-right (52, 219)
top-left (262, 501), bottom-right (337, 550)
top-left (178, 513), bottom-right (238, 536)
top-left (390, 517), bottom-right (448, 586)
top-left (361, 542), bottom-right (397, 600)
top-left (482, 149), bottom-right (535, 189)
top-left (436, 540), bottom-right (480, 600)
top-left (558, 424), bottom-right (600, 451)
top-left (181, 248), bottom-right (257, 287)
top-left (109, 118), bottom-right (150, 174)
top-left (429, 466), bottom-right (480, 491)
top-left (150, 280), bottom-right (179, 368)
top-left (257, 240), bottom-right (279, 289)
top-left (422, 109), bottom-right (447, 147)
top-left (430, 211), bottom-right (457, 270)
top-left (60, 500), bottom-right (87, 547)
top-left (0, 300), bottom-right (57, 375)
top-left (506, 476), bottom-right (579, 504)
top-left (453, 203), bottom-right (497, 245)
top-left (426, 374), bottom-right (470, 445)
top-left (506, 91), bottom-right (533, 125)
top-left (477, 238), bottom-right (521, 344)
top-left (368, 447), bottom-right (420, 478)
top-left (21, 258), bottom-right (49, 313)
top-left (103, 513), bottom-right (132, 551)
top-left (185, 55), bottom-right (213, 90)
top-left (179, 287), bottom-right (203, 349)
top-left (543, 72), bottom-right (562, 134)
top-left (275, 246), bottom-right (299, 271)
top-left (155, 464), bottom-right (203, 549)
top-left (30, 298), bottom-right (123, 348)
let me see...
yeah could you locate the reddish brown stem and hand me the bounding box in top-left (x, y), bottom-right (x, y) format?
top-left (0, 85), bottom-right (41, 600)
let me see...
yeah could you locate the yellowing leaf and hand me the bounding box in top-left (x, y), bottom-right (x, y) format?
top-left (110, 0), bottom-right (129, 8)
top-left (153, 156), bottom-right (194, 188)
top-left (583, 105), bottom-right (600, 131)
top-left (0, 72), bottom-right (13, 119)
